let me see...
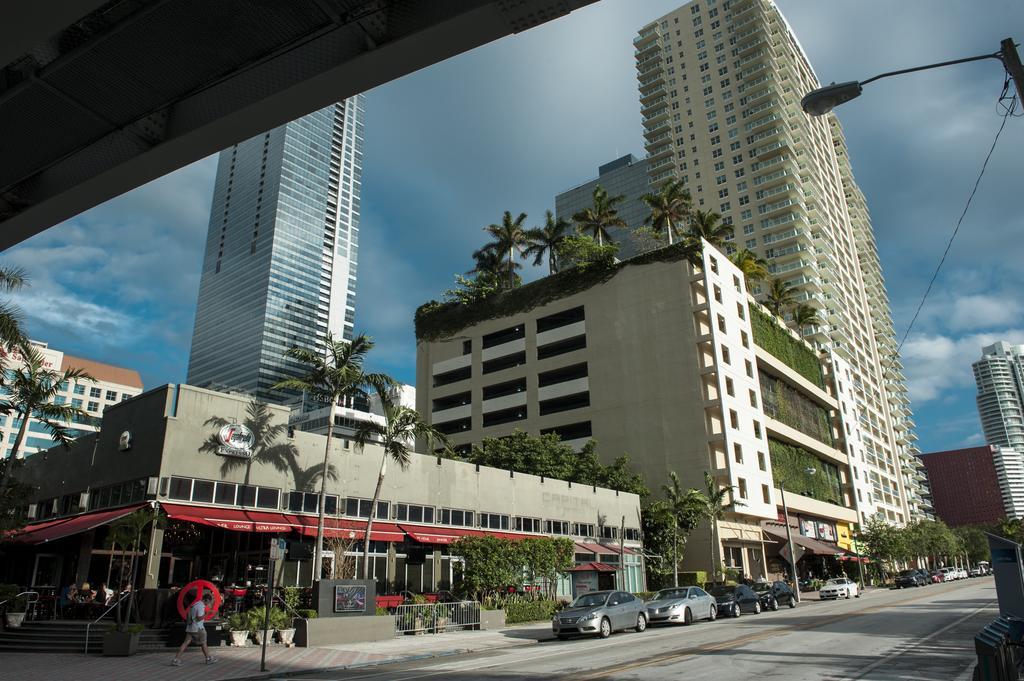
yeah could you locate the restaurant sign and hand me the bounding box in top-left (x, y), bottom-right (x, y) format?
top-left (216, 423), bottom-right (256, 459)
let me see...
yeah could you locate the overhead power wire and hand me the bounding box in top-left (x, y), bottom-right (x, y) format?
top-left (890, 75), bottom-right (1017, 366)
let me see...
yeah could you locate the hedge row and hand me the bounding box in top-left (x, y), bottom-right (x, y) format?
top-left (749, 306), bottom-right (825, 389)
top-left (504, 599), bottom-right (564, 624)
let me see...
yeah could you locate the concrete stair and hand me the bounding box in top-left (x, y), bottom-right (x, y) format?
top-left (0, 619), bottom-right (181, 654)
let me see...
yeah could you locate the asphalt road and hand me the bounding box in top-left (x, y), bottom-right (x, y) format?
top-left (276, 578), bottom-right (997, 681)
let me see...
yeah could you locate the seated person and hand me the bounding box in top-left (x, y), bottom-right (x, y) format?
top-left (95, 582), bottom-right (111, 607)
top-left (78, 582), bottom-right (95, 603)
top-left (58, 582), bottom-right (77, 614)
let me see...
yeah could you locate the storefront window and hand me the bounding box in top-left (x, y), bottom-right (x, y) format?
top-left (215, 482), bottom-right (236, 505)
top-left (256, 487), bottom-right (279, 509)
top-left (169, 477), bottom-right (192, 500)
top-left (238, 485), bottom-right (257, 506)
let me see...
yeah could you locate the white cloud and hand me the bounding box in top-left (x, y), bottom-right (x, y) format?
top-left (902, 329), bottom-right (1024, 403)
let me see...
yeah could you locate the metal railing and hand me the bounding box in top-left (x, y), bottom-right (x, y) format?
top-left (393, 601), bottom-right (480, 636)
top-left (0, 591), bottom-right (39, 625)
top-left (84, 590), bottom-right (133, 654)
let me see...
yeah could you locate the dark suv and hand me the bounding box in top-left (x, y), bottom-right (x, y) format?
top-left (895, 569), bottom-right (928, 588)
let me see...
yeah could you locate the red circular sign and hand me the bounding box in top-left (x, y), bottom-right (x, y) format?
top-left (176, 579), bottom-right (222, 621)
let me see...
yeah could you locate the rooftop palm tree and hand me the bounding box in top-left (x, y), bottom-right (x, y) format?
top-left (702, 471), bottom-right (744, 583)
top-left (523, 211), bottom-right (572, 275)
top-left (662, 471), bottom-right (709, 587)
top-left (791, 303), bottom-right (823, 336)
top-left (0, 266), bottom-right (28, 353)
top-left (641, 178), bottom-right (691, 247)
top-left (354, 403), bottom-right (450, 576)
top-left (730, 249), bottom-right (770, 284)
top-left (687, 210), bottom-right (733, 250)
top-left (273, 333), bottom-right (395, 582)
top-left (482, 211), bottom-right (530, 289)
top-left (573, 185), bottom-right (626, 247)
top-left (764, 277), bottom-right (797, 317)
top-left (468, 244), bottom-right (518, 290)
top-left (0, 346), bottom-right (94, 489)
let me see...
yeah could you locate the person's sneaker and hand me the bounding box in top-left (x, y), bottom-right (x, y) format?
top-left (206, 657), bottom-right (216, 665)
top-left (171, 659), bottom-right (182, 666)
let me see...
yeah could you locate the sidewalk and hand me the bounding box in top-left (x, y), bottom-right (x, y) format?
top-left (0, 623), bottom-right (551, 681)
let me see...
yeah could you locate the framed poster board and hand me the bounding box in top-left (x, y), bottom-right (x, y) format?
top-left (334, 585), bottom-right (367, 613)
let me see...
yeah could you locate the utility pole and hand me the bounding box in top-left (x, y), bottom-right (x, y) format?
top-left (1001, 38), bottom-right (1024, 104)
top-left (779, 483), bottom-right (800, 605)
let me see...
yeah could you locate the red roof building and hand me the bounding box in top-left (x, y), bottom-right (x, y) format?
top-left (918, 446), bottom-right (1006, 527)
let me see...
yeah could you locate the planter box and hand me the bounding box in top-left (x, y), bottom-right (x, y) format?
top-left (103, 631), bottom-right (140, 656)
top-left (479, 610), bottom-right (506, 630)
top-left (4, 612), bottom-right (25, 628)
top-left (228, 630), bottom-right (249, 647)
top-left (276, 628), bottom-right (296, 646)
top-left (294, 615), bottom-right (393, 647)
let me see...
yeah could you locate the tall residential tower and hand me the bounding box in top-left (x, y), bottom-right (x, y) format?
top-left (188, 98), bottom-right (364, 403)
top-left (973, 342), bottom-right (1024, 451)
top-left (634, 0), bottom-right (927, 523)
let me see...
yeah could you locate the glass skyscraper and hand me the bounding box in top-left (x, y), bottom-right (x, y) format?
top-left (187, 97), bottom-right (364, 404)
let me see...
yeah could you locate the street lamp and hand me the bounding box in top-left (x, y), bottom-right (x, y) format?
top-left (801, 38), bottom-right (1023, 116)
top-left (778, 465), bottom-right (816, 605)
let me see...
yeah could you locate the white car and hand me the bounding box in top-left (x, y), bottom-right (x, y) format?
top-left (940, 567), bottom-right (957, 581)
top-left (819, 578), bottom-right (859, 600)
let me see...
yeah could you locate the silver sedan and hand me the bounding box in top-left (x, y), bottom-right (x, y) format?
top-left (552, 590), bottom-right (648, 639)
top-left (645, 586), bottom-right (718, 625)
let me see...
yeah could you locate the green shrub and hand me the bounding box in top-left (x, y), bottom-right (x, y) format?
top-left (0, 584), bottom-right (27, 611)
top-left (503, 599), bottom-right (564, 624)
top-left (679, 571), bottom-right (708, 588)
top-left (297, 609), bottom-right (318, 619)
top-left (749, 306), bottom-right (825, 388)
top-left (633, 591), bottom-right (656, 602)
top-left (375, 606), bottom-right (389, 616)
top-left (225, 612), bottom-right (247, 632)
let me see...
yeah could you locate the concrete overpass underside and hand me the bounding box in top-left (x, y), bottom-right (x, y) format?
top-left (0, 0), bottom-right (595, 250)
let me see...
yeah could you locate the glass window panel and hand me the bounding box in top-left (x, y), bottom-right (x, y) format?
top-left (287, 492), bottom-right (303, 512)
top-left (407, 505), bottom-right (421, 522)
top-left (376, 501), bottom-right (389, 519)
top-left (423, 507), bottom-right (434, 524)
top-left (192, 480), bottom-right (214, 503)
top-left (238, 485), bottom-right (257, 506)
top-left (396, 503), bottom-right (408, 521)
top-left (215, 483), bottom-right (236, 505)
top-left (324, 495), bottom-right (338, 515)
top-left (256, 487), bottom-right (279, 509)
top-left (346, 498), bottom-right (359, 517)
top-left (168, 477), bottom-right (192, 501)
top-left (303, 493), bottom-right (319, 514)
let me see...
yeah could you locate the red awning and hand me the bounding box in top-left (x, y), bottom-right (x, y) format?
top-left (296, 517), bottom-right (406, 543)
top-left (400, 524), bottom-right (485, 545)
top-left (161, 503), bottom-right (299, 533)
top-left (574, 542), bottom-right (636, 556)
top-left (12, 504), bottom-right (147, 545)
top-left (567, 562), bottom-right (618, 573)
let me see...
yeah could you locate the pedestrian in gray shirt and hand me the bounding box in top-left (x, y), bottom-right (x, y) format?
top-left (172, 592), bottom-right (215, 666)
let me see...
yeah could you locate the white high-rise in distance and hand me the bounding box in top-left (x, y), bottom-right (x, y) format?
top-left (634, 0), bottom-right (929, 523)
top-left (973, 341), bottom-right (1024, 451)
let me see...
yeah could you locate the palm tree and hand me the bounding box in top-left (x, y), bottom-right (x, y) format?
top-left (764, 278), bottom-right (797, 317)
top-left (272, 333), bottom-right (395, 582)
top-left (687, 210), bottom-right (734, 250)
top-left (354, 404), bottom-right (450, 576)
top-left (702, 471), bottom-right (744, 582)
top-left (641, 178), bottom-right (691, 246)
top-left (573, 185), bottom-right (626, 247)
top-left (523, 211), bottom-right (572, 275)
top-left (106, 507), bottom-right (162, 629)
top-left (468, 244), bottom-right (518, 290)
top-left (791, 303), bottom-right (823, 336)
top-left (730, 249), bottom-right (770, 284)
top-left (662, 472), bottom-right (709, 587)
top-left (0, 346), bottom-right (94, 488)
top-left (482, 211), bottom-right (530, 289)
top-left (0, 266), bottom-right (28, 352)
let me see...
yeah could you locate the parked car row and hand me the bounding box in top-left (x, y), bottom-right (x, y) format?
top-left (551, 582), bottom-right (800, 640)
top-left (892, 565), bottom-right (990, 589)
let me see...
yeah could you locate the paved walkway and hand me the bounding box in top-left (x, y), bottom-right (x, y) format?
top-left (0, 623), bottom-right (551, 681)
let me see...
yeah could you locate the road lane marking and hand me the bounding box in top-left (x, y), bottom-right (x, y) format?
top-left (833, 599), bottom-right (995, 681)
top-left (575, 583), bottom-right (992, 680)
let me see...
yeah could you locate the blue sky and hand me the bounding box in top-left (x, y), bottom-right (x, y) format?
top-left (4, 0), bottom-right (1023, 454)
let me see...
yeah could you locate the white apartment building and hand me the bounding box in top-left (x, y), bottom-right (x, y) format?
top-left (417, 244), bottom-right (861, 580)
top-left (288, 383), bottom-right (416, 442)
top-left (1, 340), bottom-right (143, 459)
top-left (992, 445), bottom-right (1024, 520)
top-left (634, 0), bottom-right (925, 523)
top-left (973, 342), bottom-right (1024, 452)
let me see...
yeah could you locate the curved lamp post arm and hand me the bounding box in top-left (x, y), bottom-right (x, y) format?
top-left (802, 38), bottom-right (1021, 116)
